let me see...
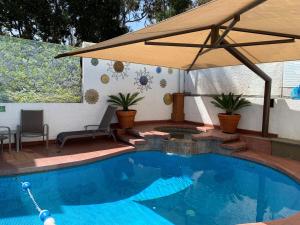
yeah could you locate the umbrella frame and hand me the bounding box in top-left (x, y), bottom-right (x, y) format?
top-left (56, 0), bottom-right (300, 137)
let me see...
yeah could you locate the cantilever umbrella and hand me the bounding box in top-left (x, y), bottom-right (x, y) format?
top-left (56, 0), bottom-right (300, 136)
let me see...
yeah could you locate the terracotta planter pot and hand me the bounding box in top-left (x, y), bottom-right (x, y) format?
top-left (116, 110), bottom-right (137, 129)
top-left (218, 113), bottom-right (241, 134)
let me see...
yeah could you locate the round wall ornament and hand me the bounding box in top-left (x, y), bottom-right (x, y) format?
top-left (163, 93), bottom-right (173, 105)
top-left (100, 74), bottom-right (110, 84)
top-left (160, 79), bottom-right (167, 88)
top-left (113, 61), bottom-right (124, 72)
top-left (85, 89), bottom-right (99, 104)
top-left (91, 58), bottom-right (99, 66)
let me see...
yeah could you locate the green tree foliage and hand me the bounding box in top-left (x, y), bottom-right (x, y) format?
top-left (119, 0), bottom-right (153, 29)
top-left (144, 0), bottom-right (212, 23)
top-left (194, 0), bottom-right (212, 6)
top-left (0, 0), bottom-right (212, 45)
top-left (148, 0), bottom-right (192, 22)
top-left (0, 0), bottom-right (71, 43)
top-left (67, 0), bottom-right (128, 45)
top-left (0, 0), bottom-right (127, 45)
top-left (0, 36), bottom-right (81, 103)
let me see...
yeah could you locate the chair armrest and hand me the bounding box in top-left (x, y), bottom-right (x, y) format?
top-left (84, 125), bottom-right (100, 130)
top-left (0, 126), bottom-right (11, 136)
top-left (43, 124), bottom-right (49, 135)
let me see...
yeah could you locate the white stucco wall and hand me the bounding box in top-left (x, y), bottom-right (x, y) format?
top-left (0, 58), bottom-right (179, 140)
top-left (83, 59), bottom-right (179, 122)
top-left (185, 62), bottom-right (283, 96)
top-left (184, 61), bottom-right (300, 140)
top-left (1, 51), bottom-right (300, 142)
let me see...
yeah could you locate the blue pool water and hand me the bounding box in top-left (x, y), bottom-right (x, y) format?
top-left (1, 151), bottom-right (300, 225)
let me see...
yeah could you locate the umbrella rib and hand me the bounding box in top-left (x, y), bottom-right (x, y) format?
top-left (220, 26), bottom-right (300, 40)
top-left (187, 32), bottom-right (211, 73)
top-left (55, 25), bottom-right (214, 58)
top-left (186, 16), bottom-right (240, 72)
top-left (216, 0), bottom-right (266, 27)
top-left (144, 38), bottom-right (295, 49)
top-left (195, 16), bottom-right (240, 59)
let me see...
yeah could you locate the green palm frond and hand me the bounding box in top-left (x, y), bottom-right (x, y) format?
top-left (211, 92), bottom-right (251, 115)
top-left (130, 96), bottom-right (145, 106)
top-left (128, 92), bottom-right (140, 105)
top-left (107, 95), bottom-right (123, 106)
top-left (107, 92), bottom-right (144, 111)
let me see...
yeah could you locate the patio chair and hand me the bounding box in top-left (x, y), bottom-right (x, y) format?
top-left (0, 126), bottom-right (12, 152)
top-left (56, 105), bottom-right (117, 148)
top-left (17, 110), bottom-right (49, 150)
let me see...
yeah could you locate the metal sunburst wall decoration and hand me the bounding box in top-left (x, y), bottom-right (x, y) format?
top-left (107, 61), bottom-right (130, 80)
top-left (134, 67), bottom-right (153, 93)
top-left (85, 89), bottom-right (99, 104)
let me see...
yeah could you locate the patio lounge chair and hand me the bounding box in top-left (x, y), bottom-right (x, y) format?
top-left (17, 110), bottom-right (49, 150)
top-left (56, 105), bottom-right (117, 148)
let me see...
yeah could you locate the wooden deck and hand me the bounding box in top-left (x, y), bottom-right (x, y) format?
top-left (0, 137), bottom-right (134, 176)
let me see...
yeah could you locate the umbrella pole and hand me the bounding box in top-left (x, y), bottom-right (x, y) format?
top-left (263, 80), bottom-right (272, 136)
top-left (223, 42), bottom-right (272, 137)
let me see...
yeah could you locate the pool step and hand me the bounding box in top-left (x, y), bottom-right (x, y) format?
top-left (116, 128), bottom-right (169, 147)
top-left (118, 127), bottom-right (247, 152)
top-left (126, 128), bottom-right (144, 138)
top-left (192, 129), bottom-right (247, 152)
top-left (197, 126), bottom-right (215, 133)
top-left (117, 133), bottom-right (147, 146)
top-left (192, 129), bottom-right (240, 143)
top-left (127, 128), bottom-right (170, 139)
top-left (220, 141), bottom-right (247, 151)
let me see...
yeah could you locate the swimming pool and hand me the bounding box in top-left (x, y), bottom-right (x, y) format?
top-left (1, 151), bottom-right (300, 225)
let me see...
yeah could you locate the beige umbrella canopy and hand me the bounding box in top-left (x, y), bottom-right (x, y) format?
top-left (56, 0), bottom-right (300, 70)
top-left (56, 0), bottom-right (300, 136)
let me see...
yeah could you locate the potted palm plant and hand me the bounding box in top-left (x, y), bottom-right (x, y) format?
top-left (211, 92), bottom-right (251, 134)
top-left (107, 92), bottom-right (144, 129)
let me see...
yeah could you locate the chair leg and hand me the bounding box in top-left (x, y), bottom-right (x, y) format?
top-left (54, 140), bottom-right (64, 153)
top-left (14, 133), bottom-right (19, 152)
top-left (8, 134), bottom-right (11, 152)
top-left (20, 136), bottom-right (22, 151)
top-left (59, 140), bottom-right (65, 148)
top-left (46, 134), bottom-right (49, 149)
top-left (44, 124), bottom-right (49, 149)
top-left (111, 131), bottom-right (117, 142)
top-left (1, 139), bottom-right (3, 153)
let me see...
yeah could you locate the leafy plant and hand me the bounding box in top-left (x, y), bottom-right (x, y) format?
top-left (107, 92), bottom-right (144, 111)
top-left (211, 92), bottom-right (251, 115)
top-left (0, 35), bottom-right (81, 103)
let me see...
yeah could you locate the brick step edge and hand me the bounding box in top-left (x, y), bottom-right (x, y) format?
top-left (117, 134), bottom-right (147, 146)
top-left (126, 129), bottom-right (144, 138)
top-left (192, 133), bottom-right (240, 143)
top-left (220, 141), bottom-right (247, 151)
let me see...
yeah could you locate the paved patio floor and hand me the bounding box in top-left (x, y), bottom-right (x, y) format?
top-left (0, 137), bottom-right (134, 176)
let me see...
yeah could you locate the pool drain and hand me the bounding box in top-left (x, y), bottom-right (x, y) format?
top-left (186, 209), bottom-right (196, 217)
